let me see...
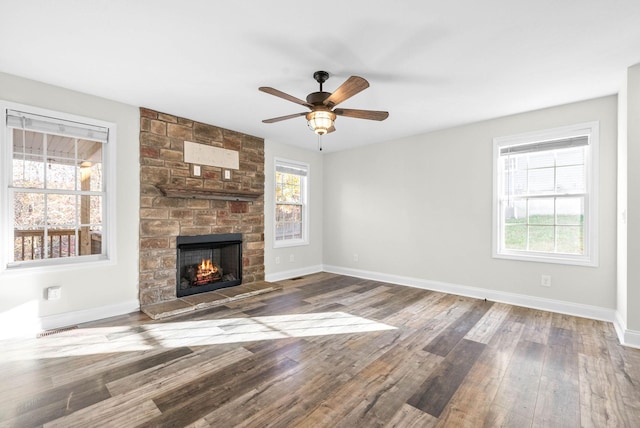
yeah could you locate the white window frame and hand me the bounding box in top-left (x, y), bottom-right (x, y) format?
top-left (274, 157), bottom-right (309, 248)
top-left (0, 101), bottom-right (116, 271)
top-left (492, 121), bottom-right (599, 266)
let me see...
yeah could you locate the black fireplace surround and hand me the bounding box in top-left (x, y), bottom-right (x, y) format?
top-left (176, 233), bottom-right (242, 297)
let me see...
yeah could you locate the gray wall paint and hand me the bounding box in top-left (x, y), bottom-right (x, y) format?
top-left (323, 96), bottom-right (618, 309)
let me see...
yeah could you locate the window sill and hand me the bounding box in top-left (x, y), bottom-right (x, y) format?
top-left (493, 251), bottom-right (597, 267)
top-left (274, 239), bottom-right (309, 249)
top-left (4, 255), bottom-right (113, 274)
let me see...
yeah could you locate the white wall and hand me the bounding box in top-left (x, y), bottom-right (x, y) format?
top-left (0, 72), bottom-right (140, 337)
top-left (323, 96), bottom-right (617, 312)
top-left (264, 140), bottom-right (323, 281)
top-left (626, 64), bottom-right (640, 332)
top-left (617, 72), bottom-right (629, 330)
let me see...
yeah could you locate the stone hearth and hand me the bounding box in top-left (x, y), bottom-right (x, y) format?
top-left (138, 108), bottom-right (265, 307)
top-left (141, 281), bottom-right (281, 320)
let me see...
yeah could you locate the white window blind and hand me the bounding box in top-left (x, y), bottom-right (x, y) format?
top-left (499, 136), bottom-right (588, 156)
top-left (6, 109), bottom-right (109, 143)
top-left (276, 163), bottom-right (307, 177)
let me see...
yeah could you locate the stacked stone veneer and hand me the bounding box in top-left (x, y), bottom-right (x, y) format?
top-left (139, 108), bottom-right (265, 306)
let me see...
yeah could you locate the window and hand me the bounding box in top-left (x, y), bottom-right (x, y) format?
top-left (274, 158), bottom-right (308, 247)
top-left (493, 122), bottom-right (598, 266)
top-left (1, 102), bottom-right (115, 268)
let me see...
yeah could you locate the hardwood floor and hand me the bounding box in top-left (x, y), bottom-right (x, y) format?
top-left (1, 273), bottom-right (639, 427)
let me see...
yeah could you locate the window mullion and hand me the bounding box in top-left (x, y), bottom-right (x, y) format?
top-left (511, 193), bottom-right (587, 200)
top-left (74, 139), bottom-right (79, 257)
top-left (553, 197), bottom-right (558, 253)
top-left (276, 201), bottom-right (303, 207)
top-left (553, 151), bottom-right (558, 254)
top-left (525, 200), bottom-right (530, 251)
top-left (42, 133), bottom-right (49, 259)
top-left (73, 194), bottom-right (78, 257)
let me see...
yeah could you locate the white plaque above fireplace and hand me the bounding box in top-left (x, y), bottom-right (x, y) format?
top-left (184, 140), bottom-right (239, 169)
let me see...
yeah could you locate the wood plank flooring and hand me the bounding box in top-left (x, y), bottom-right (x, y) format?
top-left (1, 272), bottom-right (639, 427)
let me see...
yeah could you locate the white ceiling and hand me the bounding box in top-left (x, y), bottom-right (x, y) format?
top-left (1, 1), bottom-right (640, 152)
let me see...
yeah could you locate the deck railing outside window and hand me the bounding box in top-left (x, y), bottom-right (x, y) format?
top-left (14, 229), bottom-right (101, 261)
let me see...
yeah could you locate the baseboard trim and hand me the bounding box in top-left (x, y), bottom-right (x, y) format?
top-left (614, 312), bottom-right (640, 349)
top-left (40, 299), bottom-right (140, 332)
top-left (265, 265), bottom-right (324, 282)
top-left (323, 264), bottom-right (617, 323)
top-left (622, 329), bottom-right (640, 349)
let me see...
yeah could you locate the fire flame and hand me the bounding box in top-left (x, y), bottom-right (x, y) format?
top-left (198, 258), bottom-right (218, 275)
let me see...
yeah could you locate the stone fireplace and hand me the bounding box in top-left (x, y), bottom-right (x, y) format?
top-left (138, 108), bottom-right (265, 306)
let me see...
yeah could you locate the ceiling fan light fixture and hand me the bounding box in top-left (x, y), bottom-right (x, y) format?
top-left (306, 110), bottom-right (336, 135)
top-left (260, 71), bottom-right (387, 143)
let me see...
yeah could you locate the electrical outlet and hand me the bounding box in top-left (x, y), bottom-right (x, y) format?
top-left (275, 256), bottom-right (280, 265)
top-left (541, 275), bottom-right (552, 287)
top-left (193, 165), bottom-right (201, 176)
top-left (224, 169), bottom-right (231, 180)
top-left (289, 254), bottom-right (295, 262)
top-left (47, 286), bottom-right (61, 300)
top-left (353, 253), bottom-right (359, 262)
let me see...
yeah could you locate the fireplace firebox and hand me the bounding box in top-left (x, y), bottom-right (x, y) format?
top-left (176, 233), bottom-right (242, 297)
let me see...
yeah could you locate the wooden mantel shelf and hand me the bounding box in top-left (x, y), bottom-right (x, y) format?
top-left (156, 185), bottom-right (263, 202)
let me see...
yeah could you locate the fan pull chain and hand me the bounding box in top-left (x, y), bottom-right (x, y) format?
top-left (317, 134), bottom-right (323, 151)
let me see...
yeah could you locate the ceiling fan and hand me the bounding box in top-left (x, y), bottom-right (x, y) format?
top-left (259, 71), bottom-right (389, 136)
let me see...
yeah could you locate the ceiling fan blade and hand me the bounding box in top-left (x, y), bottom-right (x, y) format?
top-left (334, 108), bottom-right (389, 121)
top-left (323, 76), bottom-right (369, 108)
top-left (259, 87), bottom-right (312, 108)
top-left (327, 125), bottom-right (336, 134)
top-left (262, 112), bottom-right (307, 123)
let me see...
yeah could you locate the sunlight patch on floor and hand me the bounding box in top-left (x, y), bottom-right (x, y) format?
top-left (3, 312), bottom-right (396, 361)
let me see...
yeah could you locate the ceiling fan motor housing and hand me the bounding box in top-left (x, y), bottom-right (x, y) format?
top-left (306, 91), bottom-right (331, 105)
